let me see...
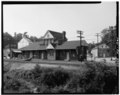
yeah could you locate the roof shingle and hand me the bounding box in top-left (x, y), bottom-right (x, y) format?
top-left (20, 42), bottom-right (46, 51)
top-left (20, 40), bottom-right (88, 51)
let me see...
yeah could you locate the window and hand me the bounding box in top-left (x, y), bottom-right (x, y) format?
top-left (49, 50), bottom-right (54, 56)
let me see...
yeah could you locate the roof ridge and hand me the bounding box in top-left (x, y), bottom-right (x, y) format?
top-left (67, 40), bottom-right (85, 42)
top-left (24, 37), bottom-right (32, 42)
top-left (48, 30), bottom-right (62, 34)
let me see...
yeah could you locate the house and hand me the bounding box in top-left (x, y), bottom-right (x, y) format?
top-left (3, 44), bottom-right (17, 59)
top-left (18, 34), bottom-right (32, 49)
top-left (20, 30), bottom-right (88, 61)
top-left (91, 43), bottom-right (110, 58)
top-left (3, 34), bottom-right (31, 59)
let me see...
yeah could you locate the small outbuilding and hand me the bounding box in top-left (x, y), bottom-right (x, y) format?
top-left (91, 43), bottom-right (110, 59)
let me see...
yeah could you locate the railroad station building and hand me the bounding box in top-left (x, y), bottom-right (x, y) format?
top-left (19, 30), bottom-right (88, 61)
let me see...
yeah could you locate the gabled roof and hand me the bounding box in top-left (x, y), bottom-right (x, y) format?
top-left (49, 30), bottom-right (63, 39)
top-left (43, 30), bottom-right (67, 40)
top-left (18, 36), bottom-right (32, 44)
top-left (20, 42), bottom-right (46, 51)
top-left (56, 40), bottom-right (88, 50)
top-left (92, 43), bottom-right (109, 50)
top-left (46, 43), bottom-right (55, 49)
top-left (23, 36), bottom-right (32, 43)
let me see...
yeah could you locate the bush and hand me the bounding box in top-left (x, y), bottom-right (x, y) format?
top-left (63, 61), bottom-right (118, 94)
top-left (4, 63), bottom-right (11, 73)
top-left (51, 86), bottom-right (70, 93)
top-left (36, 85), bottom-right (51, 93)
top-left (4, 77), bottom-right (21, 90)
top-left (40, 68), bottom-right (70, 88)
top-left (31, 64), bottom-right (43, 79)
top-left (4, 71), bottom-right (32, 93)
top-left (84, 61), bottom-right (118, 94)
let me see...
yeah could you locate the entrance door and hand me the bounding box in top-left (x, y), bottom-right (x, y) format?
top-left (56, 50), bottom-right (66, 60)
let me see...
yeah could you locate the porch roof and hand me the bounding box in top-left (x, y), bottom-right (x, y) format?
top-left (12, 49), bottom-right (22, 53)
top-left (56, 40), bottom-right (88, 50)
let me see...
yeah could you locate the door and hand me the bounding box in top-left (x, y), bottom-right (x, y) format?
top-left (44, 51), bottom-right (47, 59)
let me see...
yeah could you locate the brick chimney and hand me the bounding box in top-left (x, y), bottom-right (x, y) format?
top-left (62, 31), bottom-right (66, 41)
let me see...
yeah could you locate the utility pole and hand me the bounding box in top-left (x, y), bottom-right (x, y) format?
top-left (109, 26), bottom-right (114, 60)
top-left (95, 33), bottom-right (100, 58)
top-left (8, 37), bottom-right (12, 59)
top-left (77, 30), bottom-right (84, 47)
top-left (77, 30), bottom-right (84, 61)
top-left (95, 33), bottom-right (100, 44)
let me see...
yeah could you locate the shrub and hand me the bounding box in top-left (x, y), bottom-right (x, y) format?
top-left (4, 74), bottom-right (32, 93)
top-left (40, 68), bottom-right (70, 88)
top-left (51, 86), bottom-right (70, 93)
top-left (4, 63), bottom-right (11, 73)
top-left (31, 64), bottom-right (43, 79)
top-left (36, 85), bottom-right (51, 93)
top-left (84, 61), bottom-right (118, 94)
top-left (102, 69), bottom-right (118, 94)
top-left (4, 78), bottom-right (21, 90)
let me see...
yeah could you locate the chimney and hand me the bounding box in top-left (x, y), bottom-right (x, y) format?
top-left (62, 31), bottom-right (66, 41)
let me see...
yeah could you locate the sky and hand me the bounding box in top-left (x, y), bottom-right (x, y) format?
top-left (3, 2), bottom-right (116, 43)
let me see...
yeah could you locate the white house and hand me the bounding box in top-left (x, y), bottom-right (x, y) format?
top-left (91, 43), bottom-right (110, 59)
top-left (18, 35), bottom-right (32, 49)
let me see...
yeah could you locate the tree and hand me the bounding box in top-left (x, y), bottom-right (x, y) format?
top-left (29, 36), bottom-right (39, 42)
top-left (87, 43), bottom-right (95, 54)
top-left (13, 33), bottom-right (23, 43)
top-left (101, 26), bottom-right (117, 57)
top-left (3, 32), bottom-right (15, 48)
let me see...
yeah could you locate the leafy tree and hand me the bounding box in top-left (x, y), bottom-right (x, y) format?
top-left (3, 32), bottom-right (15, 48)
top-left (87, 43), bottom-right (95, 54)
top-left (14, 33), bottom-right (23, 43)
top-left (29, 36), bottom-right (39, 42)
top-left (101, 26), bottom-right (117, 57)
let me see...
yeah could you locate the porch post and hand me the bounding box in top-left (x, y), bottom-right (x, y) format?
top-left (66, 51), bottom-right (70, 61)
top-left (54, 49), bottom-right (56, 60)
top-left (41, 52), bottom-right (44, 60)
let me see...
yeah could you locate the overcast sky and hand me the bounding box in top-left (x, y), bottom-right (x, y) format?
top-left (3, 2), bottom-right (116, 43)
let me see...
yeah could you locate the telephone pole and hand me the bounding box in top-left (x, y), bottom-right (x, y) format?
top-left (77, 30), bottom-right (84, 61)
top-left (77, 30), bottom-right (84, 47)
top-left (95, 33), bottom-right (100, 58)
top-left (95, 33), bottom-right (100, 44)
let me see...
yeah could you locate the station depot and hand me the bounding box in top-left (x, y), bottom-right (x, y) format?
top-left (10, 30), bottom-right (88, 61)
